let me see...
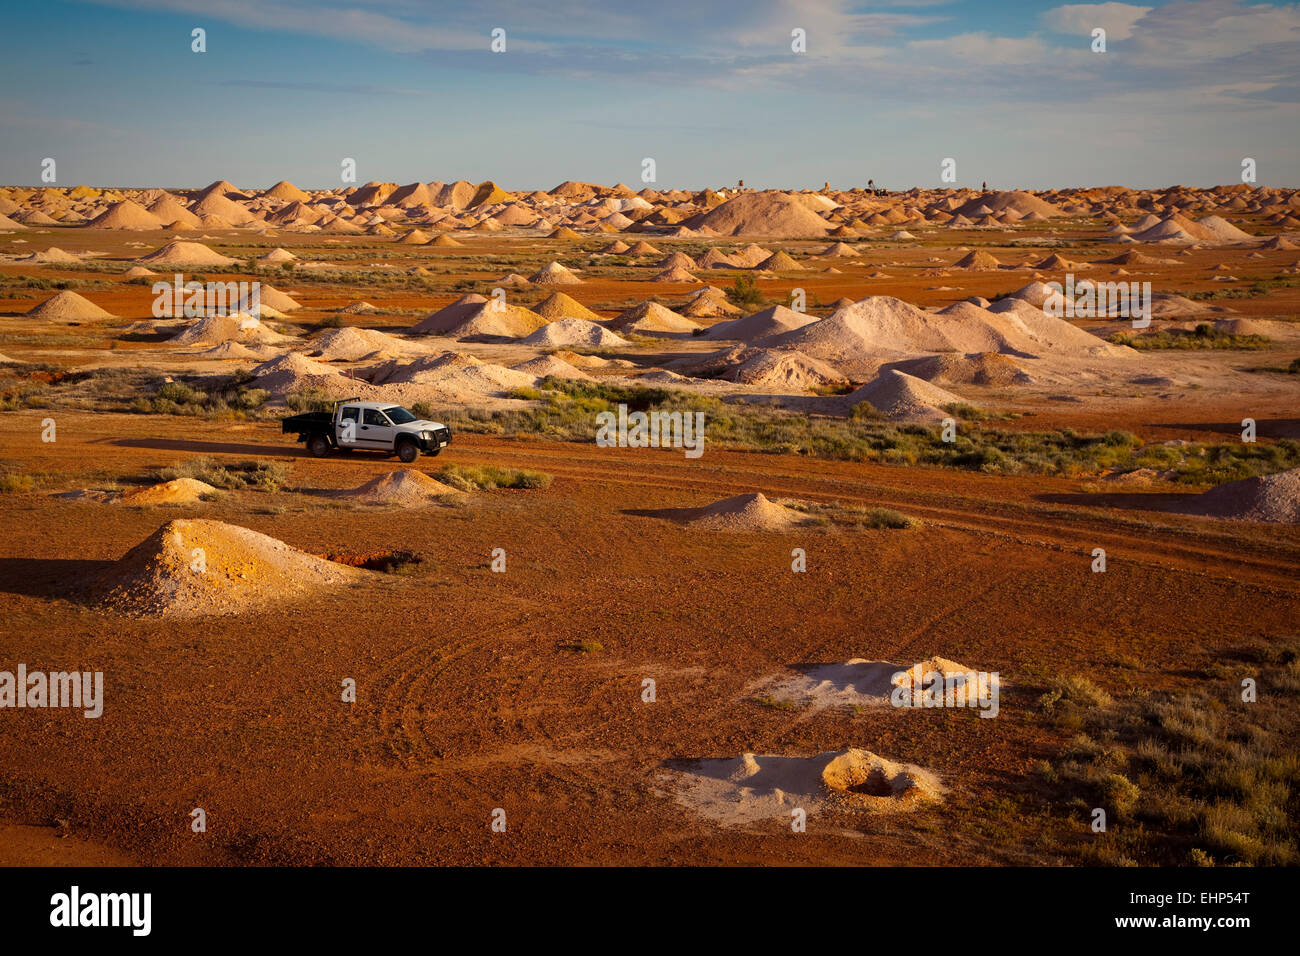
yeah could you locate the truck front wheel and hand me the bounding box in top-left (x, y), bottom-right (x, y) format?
top-left (396, 439), bottom-right (420, 463)
top-left (308, 435), bottom-right (332, 458)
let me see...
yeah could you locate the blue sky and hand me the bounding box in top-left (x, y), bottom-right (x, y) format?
top-left (0, 0), bottom-right (1296, 190)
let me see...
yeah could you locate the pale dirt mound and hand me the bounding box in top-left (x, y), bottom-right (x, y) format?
top-left (657, 251), bottom-right (698, 270)
top-left (893, 352), bottom-right (1033, 386)
top-left (531, 291), bottom-right (600, 321)
top-left (721, 348), bottom-right (847, 390)
top-left (1172, 468), bottom-right (1300, 524)
top-left (24, 290), bottom-right (114, 320)
top-left (530, 261), bottom-right (583, 285)
top-left (190, 191), bottom-right (259, 225)
top-left (1259, 236), bottom-right (1297, 250)
top-left (1001, 281), bottom-right (1056, 308)
top-left (444, 302), bottom-right (548, 339)
top-left (309, 326), bottom-right (415, 361)
top-left (520, 317), bottom-right (628, 348)
top-left (367, 351), bottom-right (537, 399)
top-left (264, 180), bottom-right (310, 202)
top-left (755, 656), bottom-right (995, 711)
top-left (1194, 215), bottom-right (1253, 242)
top-left (819, 241), bottom-right (859, 258)
top-left (137, 241), bottom-right (239, 266)
top-left (118, 478), bottom-right (219, 505)
top-left (845, 369), bottom-right (965, 423)
top-left (21, 246), bottom-right (81, 264)
top-left (668, 748), bottom-right (943, 827)
top-left (953, 250), bottom-right (1001, 270)
top-left (88, 199), bottom-right (165, 230)
top-left (196, 341), bottom-right (277, 360)
top-left (251, 352), bottom-right (357, 395)
top-left (1131, 216), bottom-right (1201, 243)
top-left (253, 285), bottom-right (302, 312)
top-left (340, 469), bottom-right (458, 506)
top-left (469, 181), bottom-right (513, 207)
top-left (258, 247), bottom-right (297, 263)
top-left (680, 290), bottom-right (741, 318)
top-left (686, 192), bottom-right (832, 238)
top-left (1216, 318), bottom-right (1270, 336)
top-left (337, 301), bottom-right (378, 314)
top-left (756, 250), bottom-right (803, 271)
top-left (410, 294), bottom-right (489, 335)
top-left (653, 265), bottom-right (701, 283)
top-left (685, 493), bottom-right (807, 532)
top-left (696, 247), bottom-right (740, 268)
top-left (91, 519), bottom-right (368, 617)
top-left (771, 296), bottom-right (1124, 372)
top-left (122, 265), bottom-right (155, 278)
top-left (511, 355), bottom-right (592, 380)
top-left (609, 301), bottom-right (700, 334)
top-left (172, 313), bottom-right (288, 346)
top-left (702, 304), bottom-right (818, 342)
top-left (551, 350), bottom-right (637, 370)
top-left (1146, 293), bottom-right (1235, 318)
top-left (956, 190), bottom-right (1063, 219)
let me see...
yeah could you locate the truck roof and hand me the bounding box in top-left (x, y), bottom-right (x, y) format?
top-left (335, 399), bottom-right (400, 410)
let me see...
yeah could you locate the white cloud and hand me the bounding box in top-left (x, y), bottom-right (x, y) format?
top-left (1041, 3), bottom-right (1153, 41)
top-left (906, 32), bottom-right (1055, 65)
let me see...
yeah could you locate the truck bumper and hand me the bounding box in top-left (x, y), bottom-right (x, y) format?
top-left (418, 427), bottom-right (452, 452)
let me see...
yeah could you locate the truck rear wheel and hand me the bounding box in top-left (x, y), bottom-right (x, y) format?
top-left (307, 435), bottom-right (332, 458)
top-left (396, 438), bottom-right (420, 463)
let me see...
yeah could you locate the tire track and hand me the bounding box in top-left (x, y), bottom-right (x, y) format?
top-left (450, 442), bottom-right (1300, 590)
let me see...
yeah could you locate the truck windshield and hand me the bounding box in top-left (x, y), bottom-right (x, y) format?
top-left (383, 406), bottom-right (417, 424)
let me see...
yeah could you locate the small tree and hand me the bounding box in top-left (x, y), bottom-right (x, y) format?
top-left (727, 274), bottom-right (764, 309)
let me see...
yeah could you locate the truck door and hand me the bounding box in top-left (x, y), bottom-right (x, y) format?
top-left (337, 405), bottom-right (361, 447)
top-left (359, 407), bottom-right (396, 449)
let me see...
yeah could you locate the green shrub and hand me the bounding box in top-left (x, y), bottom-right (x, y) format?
top-left (0, 473), bottom-right (35, 493)
top-left (159, 458), bottom-right (290, 491)
top-left (727, 274), bottom-right (765, 310)
top-left (285, 388), bottom-right (335, 413)
top-left (863, 507), bottom-right (922, 529)
top-left (435, 464), bottom-right (552, 491)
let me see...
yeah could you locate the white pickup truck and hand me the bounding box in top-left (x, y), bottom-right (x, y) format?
top-left (282, 398), bottom-right (452, 463)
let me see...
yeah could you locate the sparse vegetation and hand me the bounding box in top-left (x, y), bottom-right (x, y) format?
top-left (1109, 324), bottom-right (1270, 350)
top-left (863, 507), bottom-right (922, 529)
top-left (285, 388), bottom-right (336, 413)
top-left (726, 274), bottom-right (765, 310)
top-left (1034, 643), bottom-right (1300, 865)
top-left (423, 380), bottom-right (1300, 484)
top-left (158, 458), bottom-right (290, 492)
top-left (0, 472), bottom-right (37, 493)
top-left (435, 464), bottom-right (552, 491)
top-left (131, 376), bottom-right (269, 417)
